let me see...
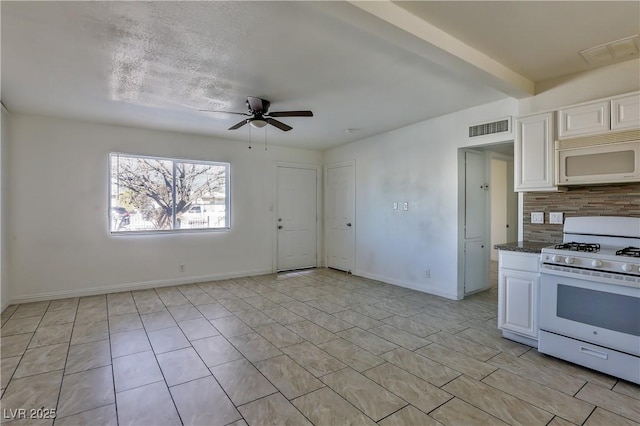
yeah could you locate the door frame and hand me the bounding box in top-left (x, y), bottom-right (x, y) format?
top-left (324, 160), bottom-right (356, 272)
top-left (273, 162), bottom-right (322, 273)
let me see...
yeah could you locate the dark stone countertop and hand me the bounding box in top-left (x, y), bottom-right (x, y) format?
top-left (494, 241), bottom-right (555, 254)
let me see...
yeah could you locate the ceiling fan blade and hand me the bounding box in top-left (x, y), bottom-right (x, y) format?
top-left (266, 118), bottom-right (292, 132)
top-left (268, 110), bottom-right (313, 118)
top-left (247, 96), bottom-right (266, 113)
top-left (199, 110), bottom-right (249, 116)
top-left (228, 119), bottom-right (248, 130)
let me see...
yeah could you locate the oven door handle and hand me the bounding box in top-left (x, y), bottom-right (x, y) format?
top-left (580, 346), bottom-right (608, 360)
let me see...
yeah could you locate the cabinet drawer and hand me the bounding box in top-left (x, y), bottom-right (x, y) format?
top-left (539, 330), bottom-right (640, 384)
top-left (499, 251), bottom-right (540, 273)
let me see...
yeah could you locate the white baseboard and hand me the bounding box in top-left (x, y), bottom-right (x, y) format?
top-left (7, 268), bottom-right (273, 305)
top-left (353, 269), bottom-right (461, 300)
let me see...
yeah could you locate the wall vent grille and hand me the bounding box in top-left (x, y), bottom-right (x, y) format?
top-left (469, 119), bottom-right (510, 138)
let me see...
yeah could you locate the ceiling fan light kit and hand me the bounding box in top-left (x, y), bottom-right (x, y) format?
top-left (201, 96), bottom-right (313, 132)
top-left (249, 119), bottom-right (267, 129)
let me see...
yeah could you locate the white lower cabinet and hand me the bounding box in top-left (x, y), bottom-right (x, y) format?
top-left (498, 251), bottom-right (540, 346)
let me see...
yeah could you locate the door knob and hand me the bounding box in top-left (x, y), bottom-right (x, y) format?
top-left (278, 218), bottom-right (282, 222)
top-left (278, 225), bottom-right (283, 229)
top-left (347, 223), bottom-right (352, 227)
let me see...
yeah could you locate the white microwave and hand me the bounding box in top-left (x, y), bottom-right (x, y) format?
top-left (556, 129), bottom-right (640, 186)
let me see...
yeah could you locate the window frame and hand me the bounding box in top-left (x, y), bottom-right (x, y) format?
top-left (109, 152), bottom-right (231, 235)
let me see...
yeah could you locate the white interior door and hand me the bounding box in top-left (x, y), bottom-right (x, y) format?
top-left (464, 150), bottom-right (489, 294)
top-left (326, 163), bottom-right (355, 272)
top-left (277, 166), bottom-right (317, 272)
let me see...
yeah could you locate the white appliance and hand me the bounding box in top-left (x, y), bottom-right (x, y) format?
top-left (556, 130), bottom-right (640, 186)
top-left (539, 216), bottom-right (640, 384)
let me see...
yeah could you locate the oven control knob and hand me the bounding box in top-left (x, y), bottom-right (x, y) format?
top-left (591, 259), bottom-right (603, 268)
top-left (621, 263), bottom-right (634, 273)
top-left (564, 257), bottom-right (574, 265)
top-left (552, 255), bottom-right (562, 262)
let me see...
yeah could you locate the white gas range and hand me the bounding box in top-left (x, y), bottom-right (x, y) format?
top-left (538, 216), bottom-right (640, 384)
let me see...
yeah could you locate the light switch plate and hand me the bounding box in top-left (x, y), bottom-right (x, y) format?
top-left (403, 202), bottom-right (409, 211)
top-left (550, 212), bottom-right (564, 224)
top-left (393, 202), bottom-right (398, 210)
top-left (531, 212), bottom-right (544, 224)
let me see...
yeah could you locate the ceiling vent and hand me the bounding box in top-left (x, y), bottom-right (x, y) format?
top-left (469, 117), bottom-right (511, 138)
top-left (580, 35), bottom-right (639, 65)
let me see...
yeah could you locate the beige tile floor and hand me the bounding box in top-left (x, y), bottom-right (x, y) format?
top-left (1, 263), bottom-right (639, 425)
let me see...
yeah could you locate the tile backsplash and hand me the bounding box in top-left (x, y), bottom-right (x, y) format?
top-left (523, 183), bottom-right (640, 243)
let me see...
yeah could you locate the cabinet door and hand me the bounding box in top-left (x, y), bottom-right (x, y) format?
top-left (515, 112), bottom-right (556, 191)
top-left (612, 93), bottom-right (640, 130)
top-left (558, 101), bottom-right (610, 138)
top-left (498, 268), bottom-right (539, 338)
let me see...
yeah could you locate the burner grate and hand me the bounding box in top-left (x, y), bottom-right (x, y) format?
top-left (554, 242), bottom-right (601, 252)
top-left (616, 246), bottom-right (640, 257)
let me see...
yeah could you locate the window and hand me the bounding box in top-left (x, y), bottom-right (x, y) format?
top-left (110, 153), bottom-right (230, 233)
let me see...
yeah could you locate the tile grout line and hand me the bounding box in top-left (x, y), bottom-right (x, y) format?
top-left (105, 294), bottom-right (120, 426)
top-left (133, 289), bottom-right (186, 426)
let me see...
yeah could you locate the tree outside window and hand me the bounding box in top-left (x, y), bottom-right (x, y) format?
top-left (110, 153), bottom-right (230, 232)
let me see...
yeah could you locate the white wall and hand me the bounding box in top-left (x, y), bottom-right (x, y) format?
top-left (7, 114), bottom-right (322, 302)
top-left (520, 59), bottom-right (640, 115)
top-left (325, 98), bottom-right (518, 299)
top-left (7, 60), bottom-right (638, 305)
top-left (1, 109), bottom-right (8, 311)
top-left (323, 58), bottom-right (639, 300)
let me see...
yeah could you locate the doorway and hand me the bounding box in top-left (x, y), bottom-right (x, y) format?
top-left (276, 165), bottom-right (318, 272)
top-left (458, 142), bottom-right (517, 297)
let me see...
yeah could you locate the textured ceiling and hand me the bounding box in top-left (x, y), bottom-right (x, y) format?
top-left (1, 1), bottom-right (637, 149)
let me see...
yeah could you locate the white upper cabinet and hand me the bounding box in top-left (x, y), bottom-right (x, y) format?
top-left (515, 112), bottom-right (556, 192)
top-left (558, 92), bottom-right (640, 138)
top-left (611, 93), bottom-right (640, 130)
top-left (558, 101), bottom-right (610, 139)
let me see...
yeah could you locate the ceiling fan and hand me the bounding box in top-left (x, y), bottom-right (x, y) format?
top-left (200, 96), bottom-right (313, 132)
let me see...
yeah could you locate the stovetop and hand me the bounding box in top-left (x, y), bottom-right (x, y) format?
top-left (539, 217), bottom-right (640, 279)
top-left (546, 243), bottom-right (640, 257)
top-left (617, 247), bottom-right (640, 258)
top-left (541, 243), bottom-right (640, 276)
top-left (554, 242), bottom-right (601, 252)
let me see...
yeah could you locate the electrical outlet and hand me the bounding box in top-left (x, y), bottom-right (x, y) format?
top-left (179, 264), bottom-right (185, 273)
top-left (550, 212), bottom-right (564, 224)
top-left (531, 212), bottom-right (544, 224)
top-left (425, 269), bottom-right (431, 279)
top-left (403, 202), bottom-right (409, 211)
